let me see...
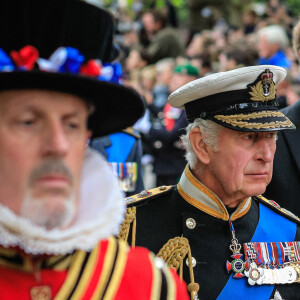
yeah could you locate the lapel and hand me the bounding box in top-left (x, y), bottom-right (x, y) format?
top-left (280, 101), bottom-right (300, 173)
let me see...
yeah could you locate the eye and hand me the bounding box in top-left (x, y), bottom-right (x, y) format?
top-left (65, 119), bottom-right (83, 131)
top-left (20, 119), bottom-right (36, 127)
top-left (265, 132), bottom-right (278, 140)
top-left (66, 122), bottom-right (79, 130)
top-left (244, 133), bottom-right (256, 140)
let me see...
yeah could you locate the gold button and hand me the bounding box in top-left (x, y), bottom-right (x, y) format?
top-left (186, 257), bottom-right (196, 268)
top-left (30, 286), bottom-right (52, 300)
top-left (186, 218), bottom-right (196, 229)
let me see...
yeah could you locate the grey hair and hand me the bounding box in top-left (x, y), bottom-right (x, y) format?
top-left (181, 118), bottom-right (222, 169)
top-left (257, 25), bottom-right (289, 49)
top-left (155, 57), bottom-right (176, 73)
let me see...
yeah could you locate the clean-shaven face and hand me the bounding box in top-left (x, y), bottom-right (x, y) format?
top-left (204, 127), bottom-right (277, 202)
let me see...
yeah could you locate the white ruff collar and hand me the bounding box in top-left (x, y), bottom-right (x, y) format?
top-left (0, 147), bottom-right (125, 255)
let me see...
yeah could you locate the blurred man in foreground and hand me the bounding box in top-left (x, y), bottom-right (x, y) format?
top-left (0, 1), bottom-right (189, 299)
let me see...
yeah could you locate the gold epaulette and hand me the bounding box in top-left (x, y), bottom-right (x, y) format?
top-left (118, 186), bottom-right (173, 248)
top-left (124, 185), bottom-right (173, 207)
top-left (122, 127), bottom-right (141, 139)
top-left (254, 195), bottom-right (300, 224)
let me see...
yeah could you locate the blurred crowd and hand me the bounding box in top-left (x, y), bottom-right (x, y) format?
top-left (103, 0), bottom-right (300, 189)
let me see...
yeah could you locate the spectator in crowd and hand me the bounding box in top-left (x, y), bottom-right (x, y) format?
top-left (185, 32), bottom-right (214, 60)
top-left (186, 0), bottom-right (227, 45)
top-left (0, 0), bottom-right (190, 299)
top-left (242, 8), bottom-right (259, 35)
top-left (151, 58), bottom-right (176, 121)
top-left (143, 64), bottom-right (199, 186)
top-left (141, 9), bottom-right (185, 63)
top-left (257, 24), bottom-right (291, 68)
top-left (125, 47), bottom-right (149, 76)
top-left (264, 18), bottom-right (300, 216)
top-left (219, 44), bottom-right (258, 71)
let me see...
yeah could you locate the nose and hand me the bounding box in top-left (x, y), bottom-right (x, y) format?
top-left (255, 138), bottom-right (276, 163)
top-left (42, 121), bottom-right (69, 158)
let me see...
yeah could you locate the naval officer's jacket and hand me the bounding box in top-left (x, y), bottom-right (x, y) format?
top-left (121, 165), bottom-right (300, 300)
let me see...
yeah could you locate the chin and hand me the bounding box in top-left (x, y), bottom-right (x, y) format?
top-left (244, 185), bottom-right (267, 197)
top-left (21, 192), bottom-right (77, 230)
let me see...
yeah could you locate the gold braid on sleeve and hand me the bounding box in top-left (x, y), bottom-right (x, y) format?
top-left (157, 237), bottom-right (200, 300)
top-left (117, 207), bottom-right (137, 247)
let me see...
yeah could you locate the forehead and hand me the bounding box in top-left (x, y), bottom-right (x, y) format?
top-left (143, 13), bottom-right (154, 23)
top-left (0, 89), bottom-right (88, 114)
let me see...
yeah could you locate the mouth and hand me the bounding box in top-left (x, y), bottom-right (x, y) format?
top-left (245, 172), bottom-right (269, 178)
top-left (35, 173), bottom-right (71, 189)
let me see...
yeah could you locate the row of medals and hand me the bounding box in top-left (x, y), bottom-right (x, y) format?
top-left (244, 262), bottom-right (300, 285)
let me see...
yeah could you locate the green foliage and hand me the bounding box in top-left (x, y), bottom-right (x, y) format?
top-left (286, 0), bottom-right (300, 16)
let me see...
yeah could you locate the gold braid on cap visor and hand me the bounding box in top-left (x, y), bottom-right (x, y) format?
top-left (214, 111), bottom-right (294, 129)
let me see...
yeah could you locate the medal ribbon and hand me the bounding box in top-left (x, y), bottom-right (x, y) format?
top-left (217, 202), bottom-right (297, 300)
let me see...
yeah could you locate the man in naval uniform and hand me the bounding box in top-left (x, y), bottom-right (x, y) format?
top-left (0, 1), bottom-right (189, 299)
top-left (122, 65), bottom-right (300, 300)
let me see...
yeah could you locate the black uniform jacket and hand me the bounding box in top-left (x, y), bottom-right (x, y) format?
top-left (264, 100), bottom-right (300, 217)
top-left (124, 165), bottom-right (300, 300)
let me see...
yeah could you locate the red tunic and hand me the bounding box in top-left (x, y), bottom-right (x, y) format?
top-left (0, 237), bottom-right (188, 300)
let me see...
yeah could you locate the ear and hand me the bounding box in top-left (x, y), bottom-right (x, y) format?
top-left (189, 127), bottom-right (211, 165)
top-left (86, 130), bottom-right (92, 140)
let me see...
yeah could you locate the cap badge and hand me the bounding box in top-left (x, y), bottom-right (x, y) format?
top-left (249, 69), bottom-right (276, 102)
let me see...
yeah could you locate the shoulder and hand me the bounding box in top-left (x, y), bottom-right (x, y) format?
top-left (125, 185), bottom-right (174, 207)
top-left (121, 127), bottom-right (141, 139)
top-left (253, 195), bottom-right (300, 225)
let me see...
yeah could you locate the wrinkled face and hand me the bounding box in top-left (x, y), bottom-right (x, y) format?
top-left (258, 35), bottom-right (279, 59)
top-left (205, 128), bottom-right (277, 201)
top-left (0, 90), bottom-right (90, 229)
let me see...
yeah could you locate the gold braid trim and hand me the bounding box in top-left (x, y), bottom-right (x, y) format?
top-left (157, 237), bottom-right (199, 300)
top-left (215, 111), bottom-right (293, 129)
top-left (117, 207), bottom-right (136, 247)
top-left (216, 111), bottom-right (283, 120)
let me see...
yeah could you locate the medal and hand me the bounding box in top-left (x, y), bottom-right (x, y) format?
top-left (243, 242), bottom-right (300, 284)
top-left (225, 219), bottom-right (300, 285)
top-left (109, 162), bottom-right (138, 192)
top-left (244, 262), bottom-right (264, 285)
top-left (226, 219), bottom-right (249, 278)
